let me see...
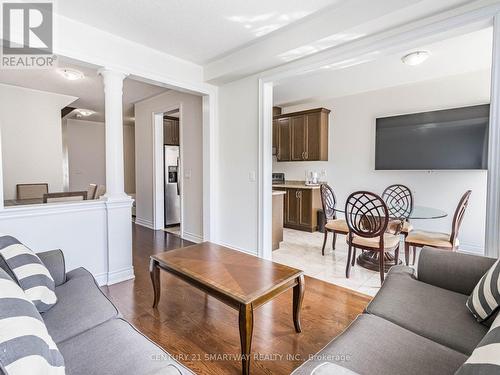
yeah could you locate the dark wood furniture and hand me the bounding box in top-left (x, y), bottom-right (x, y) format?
top-left (273, 108), bottom-right (330, 162)
top-left (382, 184), bottom-right (414, 238)
top-left (345, 191), bottom-right (402, 284)
top-left (273, 184), bottom-right (322, 232)
top-left (272, 191), bottom-right (285, 250)
top-left (320, 184), bottom-right (348, 255)
top-left (42, 191), bottom-right (87, 203)
top-left (405, 190), bottom-right (472, 265)
top-left (149, 242), bottom-right (305, 375)
top-left (164, 115), bottom-right (179, 146)
top-left (16, 183), bottom-right (49, 200)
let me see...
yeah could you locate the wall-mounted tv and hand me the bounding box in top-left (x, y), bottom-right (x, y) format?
top-left (375, 104), bottom-right (489, 170)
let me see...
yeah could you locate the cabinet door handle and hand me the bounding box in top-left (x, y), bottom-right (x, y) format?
top-left (301, 151), bottom-right (305, 160)
top-left (277, 149), bottom-right (280, 160)
top-left (304, 151), bottom-right (308, 160)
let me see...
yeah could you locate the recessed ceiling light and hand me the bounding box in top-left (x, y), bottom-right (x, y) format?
top-left (58, 68), bottom-right (85, 81)
top-left (401, 51), bottom-right (430, 66)
top-left (74, 108), bottom-right (95, 117)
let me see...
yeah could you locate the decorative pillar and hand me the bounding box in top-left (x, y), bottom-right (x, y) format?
top-left (98, 68), bottom-right (134, 284)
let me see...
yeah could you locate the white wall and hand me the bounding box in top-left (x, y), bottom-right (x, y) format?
top-left (134, 90), bottom-right (203, 241)
top-left (65, 119), bottom-right (136, 194)
top-left (217, 76), bottom-right (260, 253)
top-left (0, 84), bottom-right (76, 199)
top-left (273, 70), bottom-right (490, 253)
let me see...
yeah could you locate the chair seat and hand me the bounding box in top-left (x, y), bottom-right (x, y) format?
top-left (325, 218), bottom-right (349, 233)
top-left (351, 233), bottom-right (400, 249)
top-left (406, 230), bottom-right (457, 249)
top-left (387, 220), bottom-right (413, 234)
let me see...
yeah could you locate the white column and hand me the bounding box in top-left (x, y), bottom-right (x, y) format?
top-left (98, 68), bottom-right (128, 200)
top-left (485, 14), bottom-right (500, 259)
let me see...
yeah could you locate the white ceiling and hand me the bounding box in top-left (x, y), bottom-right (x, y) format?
top-left (55, 0), bottom-right (338, 64)
top-left (0, 58), bottom-right (168, 125)
top-left (274, 27), bottom-right (493, 106)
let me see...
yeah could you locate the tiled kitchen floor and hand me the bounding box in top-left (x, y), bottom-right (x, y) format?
top-left (272, 228), bottom-right (411, 296)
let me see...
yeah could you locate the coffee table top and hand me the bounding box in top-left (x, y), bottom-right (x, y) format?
top-left (151, 242), bottom-right (303, 304)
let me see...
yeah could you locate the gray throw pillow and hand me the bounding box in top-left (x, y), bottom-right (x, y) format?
top-left (455, 313), bottom-right (500, 374)
top-left (0, 236), bottom-right (57, 312)
top-left (466, 259), bottom-right (500, 322)
top-left (0, 268), bottom-right (65, 375)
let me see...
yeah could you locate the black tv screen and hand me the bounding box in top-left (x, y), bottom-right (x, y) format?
top-left (375, 104), bottom-right (489, 170)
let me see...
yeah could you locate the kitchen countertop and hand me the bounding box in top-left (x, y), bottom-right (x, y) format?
top-left (272, 190), bottom-right (286, 196)
top-left (272, 181), bottom-right (321, 190)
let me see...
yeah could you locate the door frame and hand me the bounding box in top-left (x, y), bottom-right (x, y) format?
top-left (258, 4), bottom-right (500, 260)
top-left (152, 104), bottom-right (184, 238)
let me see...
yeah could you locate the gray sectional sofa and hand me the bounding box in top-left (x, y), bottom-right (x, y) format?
top-left (292, 247), bottom-right (496, 375)
top-left (0, 249), bottom-right (193, 375)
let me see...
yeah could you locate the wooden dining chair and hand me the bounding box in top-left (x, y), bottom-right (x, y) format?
top-left (345, 191), bottom-right (401, 284)
top-left (320, 184), bottom-right (349, 255)
top-left (43, 191), bottom-right (87, 203)
top-left (87, 184), bottom-right (97, 200)
top-left (16, 183), bottom-right (48, 200)
top-left (404, 190), bottom-right (472, 265)
top-left (382, 184), bottom-right (414, 237)
top-left (94, 185), bottom-right (106, 199)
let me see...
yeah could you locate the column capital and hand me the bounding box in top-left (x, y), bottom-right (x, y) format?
top-left (97, 67), bottom-right (129, 81)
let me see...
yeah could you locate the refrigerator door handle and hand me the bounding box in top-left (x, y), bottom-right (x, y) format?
top-left (176, 157), bottom-right (180, 196)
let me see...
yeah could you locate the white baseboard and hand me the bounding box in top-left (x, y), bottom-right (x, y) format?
top-left (458, 243), bottom-right (485, 255)
top-left (94, 272), bottom-right (108, 286)
top-left (217, 241), bottom-right (258, 256)
top-left (107, 267), bottom-right (135, 285)
top-left (135, 217), bottom-right (154, 229)
top-left (182, 231), bottom-right (203, 243)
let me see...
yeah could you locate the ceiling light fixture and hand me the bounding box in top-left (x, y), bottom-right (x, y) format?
top-left (74, 108), bottom-right (95, 117)
top-left (401, 51), bottom-right (430, 66)
top-left (58, 68), bottom-right (85, 81)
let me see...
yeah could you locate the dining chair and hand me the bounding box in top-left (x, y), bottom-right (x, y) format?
top-left (345, 191), bottom-right (401, 284)
top-left (87, 184), bottom-right (97, 200)
top-left (404, 190), bottom-right (472, 265)
top-left (94, 185), bottom-right (106, 199)
top-left (16, 183), bottom-right (48, 200)
top-left (382, 184), bottom-right (414, 237)
top-left (320, 184), bottom-right (349, 255)
top-left (43, 191), bottom-right (87, 203)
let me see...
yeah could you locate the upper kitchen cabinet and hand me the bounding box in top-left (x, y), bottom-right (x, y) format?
top-left (273, 108), bottom-right (330, 162)
top-left (164, 116), bottom-right (179, 145)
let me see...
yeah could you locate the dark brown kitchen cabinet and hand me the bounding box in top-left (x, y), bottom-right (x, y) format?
top-left (273, 108), bottom-right (330, 162)
top-left (164, 116), bottom-right (179, 145)
top-left (278, 187), bottom-right (322, 232)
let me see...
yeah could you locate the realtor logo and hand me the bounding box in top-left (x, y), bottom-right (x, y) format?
top-left (2, 2), bottom-right (56, 68)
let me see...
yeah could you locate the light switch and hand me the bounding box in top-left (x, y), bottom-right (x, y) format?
top-left (249, 171), bottom-right (256, 182)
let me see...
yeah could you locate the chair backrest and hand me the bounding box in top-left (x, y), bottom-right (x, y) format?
top-left (94, 185), bottom-right (106, 199)
top-left (345, 191), bottom-right (389, 239)
top-left (320, 184), bottom-right (337, 221)
top-left (43, 191), bottom-right (87, 203)
top-left (87, 184), bottom-right (97, 200)
top-left (382, 184), bottom-right (413, 220)
top-left (16, 183), bottom-right (48, 200)
top-left (450, 190), bottom-right (472, 244)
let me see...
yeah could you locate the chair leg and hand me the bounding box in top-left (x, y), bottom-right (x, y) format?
top-left (379, 250), bottom-right (385, 284)
top-left (321, 230), bottom-right (328, 256)
top-left (332, 232), bottom-right (337, 251)
top-left (404, 242), bottom-right (410, 266)
top-left (351, 247), bottom-right (357, 266)
top-left (346, 244), bottom-right (352, 278)
top-left (395, 244), bottom-right (400, 265)
top-left (412, 246), bottom-right (417, 265)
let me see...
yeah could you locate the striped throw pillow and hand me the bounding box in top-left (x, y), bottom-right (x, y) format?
top-left (0, 236), bottom-right (57, 312)
top-left (466, 259), bottom-right (500, 322)
top-left (455, 313), bottom-right (500, 374)
top-left (0, 268), bottom-right (65, 375)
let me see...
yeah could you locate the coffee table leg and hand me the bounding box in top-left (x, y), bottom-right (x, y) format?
top-left (293, 274), bottom-right (305, 333)
top-left (239, 303), bottom-right (253, 375)
top-left (150, 258), bottom-right (161, 308)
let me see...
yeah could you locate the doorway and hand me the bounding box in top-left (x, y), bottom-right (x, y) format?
top-left (163, 109), bottom-right (181, 236)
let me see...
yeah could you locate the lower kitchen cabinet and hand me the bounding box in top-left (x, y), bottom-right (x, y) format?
top-left (276, 187), bottom-right (322, 232)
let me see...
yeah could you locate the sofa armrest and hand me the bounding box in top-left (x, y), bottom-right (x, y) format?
top-left (417, 247), bottom-right (495, 295)
top-left (37, 249), bottom-right (66, 286)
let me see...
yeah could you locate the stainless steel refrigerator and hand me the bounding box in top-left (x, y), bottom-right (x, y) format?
top-left (164, 145), bottom-right (180, 226)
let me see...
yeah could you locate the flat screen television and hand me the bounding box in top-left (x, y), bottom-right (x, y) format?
top-left (375, 104), bottom-right (489, 170)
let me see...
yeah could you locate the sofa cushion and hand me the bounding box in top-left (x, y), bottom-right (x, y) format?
top-left (365, 266), bottom-right (487, 355)
top-left (59, 318), bottom-right (192, 375)
top-left (42, 267), bottom-right (119, 343)
top-left (456, 313), bottom-right (500, 374)
top-left (466, 259), bottom-right (500, 322)
top-left (0, 236), bottom-right (57, 312)
top-left (291, 314), bottom-right (466, 375)
top-left (0, 268), bottom-right (64, 375)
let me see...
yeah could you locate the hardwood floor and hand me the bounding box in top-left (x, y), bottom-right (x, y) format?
top-left (103, 224), bottom-right (371, 375)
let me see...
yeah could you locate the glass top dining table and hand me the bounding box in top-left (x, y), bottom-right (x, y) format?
top-left (333, 205), bottom-right (447, 220)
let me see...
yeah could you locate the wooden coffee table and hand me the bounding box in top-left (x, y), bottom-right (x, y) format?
top-left (149, 242), bottom-right (304, 375)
